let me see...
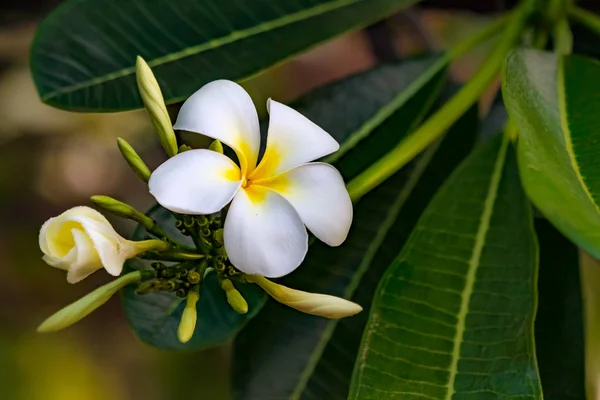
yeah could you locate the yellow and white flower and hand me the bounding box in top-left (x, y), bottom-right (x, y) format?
top-left (149, 80), bottom-right (353, 278)
top-left (39, 206), bottom-right (168, 283)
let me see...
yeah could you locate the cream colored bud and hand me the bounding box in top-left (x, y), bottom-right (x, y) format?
top-left (247, 275), bottom-right (362, 319)
top-left (178, 288), bottom-right (199, 344)
top-left (117, 137), bottom-right (151, 182)
top-left (38, 271), bottom-right (142, 333)
top-left (208, 139), bottom-right (224, 154)
top-left (221, 279), bottom-right (248, 314)
top-left (136, 56), bottom-right (178, 157)
top-left (39, 206), bottom-right (169, 283)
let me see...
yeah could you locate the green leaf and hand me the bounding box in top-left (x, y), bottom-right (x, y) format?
top-left (349, 133), bottom-right (541, 399)
top-left (122, 55), bottom-right (446, 351)
top-left (31, 0), bottom-right (419, 111)
top-left (121, 206), bottom-right (267, 351)
top-left (534, 219), bottom-right (585, 400)
top-left (232, 91), bottom-right (476, 400)
top-left (503, 49), bottom-right (600, 259)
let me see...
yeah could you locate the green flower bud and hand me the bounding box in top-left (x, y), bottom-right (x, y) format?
top-left (208, 139), bottom-right (224, 154)
top-left (178, 144), bottom-right (192, 153)
top-left (136, 56), bottom-right (178, 157)
top-left (213, 229), bottom-right (224, 246)
top-left (38, 271), bottom-right (142, 333)
top-left (116, 138), bottom-right (151, 182)
top-left (91, 195), bottom-right (155, 231)
top-left (177, 287), bottom-right (199, 344)
top-left (221, 279), bottom-right (248, 314)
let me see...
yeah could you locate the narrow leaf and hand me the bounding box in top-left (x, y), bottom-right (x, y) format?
top-left (349, 134), bottom-right (541, 399)
top-left (503, 49), bottom-right (600, 259)
top-left (31, 0), bottom-right (419, 111)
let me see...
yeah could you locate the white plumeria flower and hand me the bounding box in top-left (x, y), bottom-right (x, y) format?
top-left (39, 206), bottom-right (167, 283)
top-left (149, 80), bottom-right (353, 278)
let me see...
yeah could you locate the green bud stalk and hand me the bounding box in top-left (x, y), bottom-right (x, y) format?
top-left (38, 271), bottom-right (143, 333)
top-left (136, 56), bottom-right (178, 157)
top-left (116, 138), bottom-right (151, 182)
top-left (177, 286), bottom-right (200, 343)
top-left (221, 279), bottom-right (248, 314)
top-left (91, 195), bottom-right (156, 231)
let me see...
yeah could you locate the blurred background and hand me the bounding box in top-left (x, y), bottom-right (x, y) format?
top-left (0, 0), bottom-right (586, 398)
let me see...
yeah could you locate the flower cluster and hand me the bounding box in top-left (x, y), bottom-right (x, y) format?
top-left (37, 57), bottom-right (360, 343)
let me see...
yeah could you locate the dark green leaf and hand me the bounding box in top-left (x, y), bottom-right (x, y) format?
top-left (121, 206), bottom-right (267, 350)
top-left (534, 219), bottom-right (585, 400)
top-left (349, 134), bottom-right (541, 399)
top-left (503, 49), bottom-right (600, 259)
top-left (31, 0), bottom-right (420, 111)
top-left (122, 55), bottom-right (446, 351)
top-left (232, 83), bottom-right (475, 400)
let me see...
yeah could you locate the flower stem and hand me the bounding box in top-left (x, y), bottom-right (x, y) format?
top-left (346, 2), bottom-right (534, 201)
top-left (139, 251), bottom-right (206, 261)
top-left (568, 5), bottom-right (600, 37)
top-left (579, 250), bottom-right (600, 400)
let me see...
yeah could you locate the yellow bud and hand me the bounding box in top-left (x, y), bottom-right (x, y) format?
top-left (90, 195), bottom-right (154, 231)
top-left (116, 138), bottom-right (151, 182)
top-left (177, 288), bottom-right (199, 344)
top-left (221, 279), bottom-right (248, 314)
top-left (208, 139), bottom-right (224, 154)
top-left (38, 271), bottom-right (142, 333)
top-left (247, 275), bottom-right (362, 319)
top-left (136, 56), bottom-right (178, 157)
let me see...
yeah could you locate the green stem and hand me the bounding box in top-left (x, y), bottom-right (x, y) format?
top-left (579, 250), bottom-right (600, 400)
top-left (139, 251), bottom-right (206, 261)
top-left (553, 17), bottom-right (573, 54)
top-left (346, 3), bottom-right (533, 201)
top-left (568, 5), bottom-right (600, 37)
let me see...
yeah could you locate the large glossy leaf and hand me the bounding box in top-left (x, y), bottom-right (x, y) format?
top-left (349, 133), bottom-right (541, 399)
top-left (503, 49), bottom-right (600, 259)
top-left (122, 55), bottom-right (446, 350)
top-left (121, 206), bottom-right (268, 351)
top-left (31, 0), bottom-right (419, 111)
top-left (534, 219), bottom-right (585, 400)
top-left (232, 96), bottom-right (476, 400)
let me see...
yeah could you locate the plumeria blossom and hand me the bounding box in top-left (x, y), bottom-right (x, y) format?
top-left (39, 206), bottom-right (167, 283)
top-left (149, 80), bottom-right (353, 278)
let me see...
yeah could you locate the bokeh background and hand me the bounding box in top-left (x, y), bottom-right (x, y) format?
top-left (0, 1), bottom-right (537, 399)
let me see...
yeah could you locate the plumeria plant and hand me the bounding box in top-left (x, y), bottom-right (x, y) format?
top-left (29, 0), bottom-right (600, 398)
top-left (37, 58), bottom-right (360, 343)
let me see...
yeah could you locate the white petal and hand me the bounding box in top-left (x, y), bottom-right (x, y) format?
top-left (260, 163), bottom-right (352, 246)
top-left (249, 99), bottom-right (339, 180)
top-left (149, 149), bottom-right (242, 215)
top-left (66, 228), bottom-right (103, 283)
top-left (173, 80), bottom-right (260, 175)
top-left (224, 186), bottom-right (308, 278)
top-left (75, 219), bottom-right (124, 276)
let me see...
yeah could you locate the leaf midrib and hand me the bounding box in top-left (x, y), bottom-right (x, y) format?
top-left (444, 133), bottom-right (509, 399)
top-left (41, 0), bottom-right (366, 100)
top-left (557, 56), bottom-right (600, 216)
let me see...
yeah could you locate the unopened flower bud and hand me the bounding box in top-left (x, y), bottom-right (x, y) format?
top-left (221, 279), bottom-right (248, 314)
top-left (116, 138), bottom-right (151, 182)
top-left (247, 275), bottom-right (362, 319)
top-left (213, 229), bottom-right (224, 245)
top-left (91, 195), bottom-right (155, 231)
top-left (208, 139), bottom-right (224, 154)
top-left (136, 56), bottom-right (178, 157)
top-left (38, 271), bottom-right (142, 332)
top-left (177, 287), bottom-right (199, 344)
